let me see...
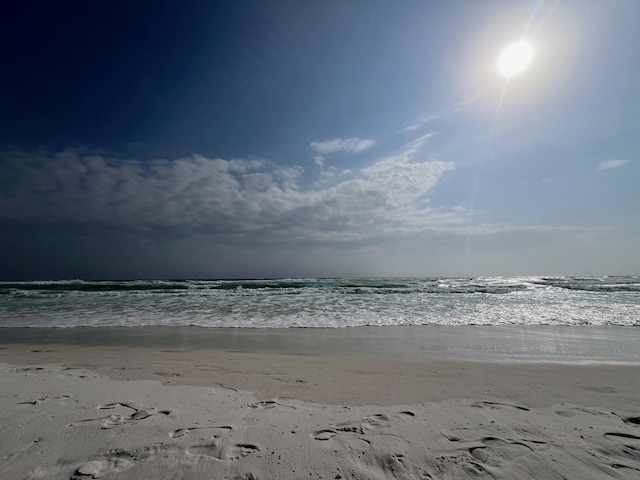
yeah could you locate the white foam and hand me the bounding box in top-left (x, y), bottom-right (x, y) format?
top-left (0, 277), bottom-right (638, 328)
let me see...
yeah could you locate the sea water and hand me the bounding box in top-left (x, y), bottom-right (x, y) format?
top-left (0, 276), bottom-right (638, 328)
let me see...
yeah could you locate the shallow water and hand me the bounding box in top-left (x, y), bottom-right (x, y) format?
top-left (1, 325), bottom-right (639, 363)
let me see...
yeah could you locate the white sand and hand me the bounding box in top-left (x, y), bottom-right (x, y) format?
top-left (1, 341), bottom-right (639, 479)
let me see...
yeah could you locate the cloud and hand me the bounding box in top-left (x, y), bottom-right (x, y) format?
top-left (309, 137), bottom-right (375, 155)
top-left (1, 138), bottom-right (597, 263)
top-left (2, 142), bottom-right (622, 279)
top-left (448, 94), bottom-right (481, 114)
top-left (403, 115), bottom-right (438, 132)
top-left (0, 141), bottom-right (459, 248)
top-left (403, 95), bottom-right (481, 133)
top-left (596, 159), bottom-right (630, 171)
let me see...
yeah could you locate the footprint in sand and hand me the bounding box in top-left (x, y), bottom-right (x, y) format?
top-left (70, 445), bottom-right (178, 479)
top-left (168, 425), bottom-right (233, 439)
top-left (312, 429), bottom-right (340, 441)
top-left (399, 410), bottom-right (416, 418)
top-left (70, 413), bottom-right (129, 430)
top-left (333, 411), bottom-right (411, 434)
top-left (466, 436), bottom-right (534, 466)
top-left (310, 428), bottom-right (372, 450)
top-left (99, 402), bottom-right (171, 418)
top-left (461, 460), bottom-right (491, 477)
top-left (248, 399), bottom-right (297, 411)
top-left (70, 457), bottom-right (134, 479)
top-left (311, 411), bottom-right (412, 452)
top-left (311, 425), bottom-right (406, 451)
top-left (362, 413), bottom-right (392, 428)
top-left (186, 442), bottom-right (260, 461)
top-left (273, 376), bottom-right (308, 384)
top-left (70, 402), bottom-right (170, 429)
top-left (471, 401), bottom-right (530, 412)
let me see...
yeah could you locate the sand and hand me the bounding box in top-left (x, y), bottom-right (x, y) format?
top-left (1, 327), bottom-right (639, 479)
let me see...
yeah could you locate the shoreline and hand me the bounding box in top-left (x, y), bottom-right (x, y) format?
top-left (1, 326), bottom-right (639, 408)
top-left (2, 324), bottom-right (639, 363)
top-left (1, 326), bottom-right (640, 479)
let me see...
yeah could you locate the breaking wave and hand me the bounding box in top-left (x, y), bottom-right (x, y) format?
top-left (0, 276), bottom-right (638, 328)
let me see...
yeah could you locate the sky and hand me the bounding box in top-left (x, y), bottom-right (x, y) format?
top-left (1, 0), bottom-right (638, 280)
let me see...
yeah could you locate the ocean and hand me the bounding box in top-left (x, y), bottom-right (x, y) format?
top-left (0, 276), bottom-right (638, 328)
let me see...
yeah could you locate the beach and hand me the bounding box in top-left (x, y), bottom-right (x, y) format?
top-left (1, 326), bottom-right (639, 479)
top-left (3, 0), bottom-right (640, 475)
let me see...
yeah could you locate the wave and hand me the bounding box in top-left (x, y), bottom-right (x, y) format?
top-left (2, 276), bottom-right (639, 296)
top-left (4, 275), bottom-right (639, 295)
top-left (1, 276), bottom-right (638, 328)
top-left (531, 276), bottom-right (640, 293)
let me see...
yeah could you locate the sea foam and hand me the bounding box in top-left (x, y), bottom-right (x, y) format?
top-left (0, 276), bottom-right (638, 328)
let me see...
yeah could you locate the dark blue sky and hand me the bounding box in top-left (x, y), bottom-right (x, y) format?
top-left (1, 0), bottom-right (638, 279)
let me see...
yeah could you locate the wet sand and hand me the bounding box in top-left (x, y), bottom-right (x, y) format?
top-left (1, 326), bottom-right (639, 479)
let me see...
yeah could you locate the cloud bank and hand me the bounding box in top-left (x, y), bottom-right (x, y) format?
top-left (0, 139), bottom-right (623, 278)
top-left (0, 139), bottom-right (458, 248)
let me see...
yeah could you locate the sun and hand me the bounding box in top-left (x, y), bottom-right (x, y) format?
top-left (497, 41), bottom-right (534, 77)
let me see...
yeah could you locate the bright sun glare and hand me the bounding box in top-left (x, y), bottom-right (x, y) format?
top-left (497, 41), bottom-right (534, 77)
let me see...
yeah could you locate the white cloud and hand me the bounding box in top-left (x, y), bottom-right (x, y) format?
top-left (2, 141), bottom-right (597, 256)
top-left (448, 94), bottom-right (481, 114)
top-left (596, 159), bottom-right (630, 171)
top-left (403, 115), bottom-right (438, 132)
top-left (402, 95), bottom-right (481, 133)
top-left (309, 137), bottom-right (375, 155)
top-left (3, 143), bottom-right (621, 280)
top-left (0, 141), bottom-right (460, 247)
